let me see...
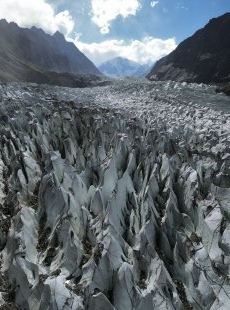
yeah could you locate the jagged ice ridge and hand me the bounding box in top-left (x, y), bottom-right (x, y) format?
top-left (0, 78), bottom-right (230, 309)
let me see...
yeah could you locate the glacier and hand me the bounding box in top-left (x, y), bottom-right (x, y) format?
top-left (0, 78), bottom-right (230, 309)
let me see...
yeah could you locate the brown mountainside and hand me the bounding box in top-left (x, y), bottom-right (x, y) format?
top-left (0, 19), bottom-right (102, 86)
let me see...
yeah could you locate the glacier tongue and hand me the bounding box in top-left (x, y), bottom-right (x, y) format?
top-left (0, 79), bottom-right (230, 309)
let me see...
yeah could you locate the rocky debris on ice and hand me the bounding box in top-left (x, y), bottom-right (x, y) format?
top-left (0, 78), bottom-right (230, 309)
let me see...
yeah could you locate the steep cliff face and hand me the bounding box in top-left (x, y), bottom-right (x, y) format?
top-left (148, 13), bottom-right (230, 83)
top-left (0, 19), bottom-right (101, 83)
top-left (0, 79), bottom-right (230, 309)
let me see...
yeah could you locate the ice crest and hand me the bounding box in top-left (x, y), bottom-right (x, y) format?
top-left (0, 78), bottom-right (230, 309)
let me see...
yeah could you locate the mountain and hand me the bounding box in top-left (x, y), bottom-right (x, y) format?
top-left (133, 62), bottom-right (152, 76)
top-left (0, 19), bottom-right (101, 85)
top-left (148, 13), bottom-right (230, 84)
top-left (98, 56), bottom-right (152, 77)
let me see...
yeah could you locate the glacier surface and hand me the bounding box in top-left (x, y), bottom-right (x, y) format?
top-left (0, 78), bottom-right (230, 309)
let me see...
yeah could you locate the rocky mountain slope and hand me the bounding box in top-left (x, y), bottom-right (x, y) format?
top-left (148, 13), bottom-right (230, 84)
top-left (0, 19), bottom-right (101, 84)
top-left (99, 57), bottom-right (151, 77)
top-left (0, 78), bottom-right (230, 309)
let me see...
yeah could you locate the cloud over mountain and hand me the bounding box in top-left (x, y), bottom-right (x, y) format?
top-left (75, 36), bottom-right (177, 66)
top-left (0, 0), bottom-right (74, 36)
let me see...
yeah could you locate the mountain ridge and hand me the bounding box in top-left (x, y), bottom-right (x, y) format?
top-left (147, 13), bottom-right (230, 84)
top-left (99, 56), bottom-right (152, 77)
top-left (0, 19), bottom-right (102, 86)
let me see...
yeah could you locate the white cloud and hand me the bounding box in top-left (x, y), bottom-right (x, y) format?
top-left (150, 1), bottom-right (159, 8)
top-left (0, 0), bottom-right (74, 36)
top-left (74, 37), bottom-right (177, 66)
top-left (91, 0), bottom-right (141, 34)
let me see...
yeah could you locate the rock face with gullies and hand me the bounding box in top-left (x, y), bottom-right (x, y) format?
top-left (0, 78), bottom-right (230, 309)
top-left (0, 19), bottom-right (101, 84)
top-left (148, 13), bottom-right (230, 84)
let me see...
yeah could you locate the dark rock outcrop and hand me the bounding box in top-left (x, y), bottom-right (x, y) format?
top-left (0, 19), bottom-right (102, 85)
top-left (215, 83), bottom-right (230, 96)
top-left (147, 13), bottom-right (230, 84)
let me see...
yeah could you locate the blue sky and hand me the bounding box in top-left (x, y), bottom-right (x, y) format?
top-left (0, 0), bottom-right (229, 65)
